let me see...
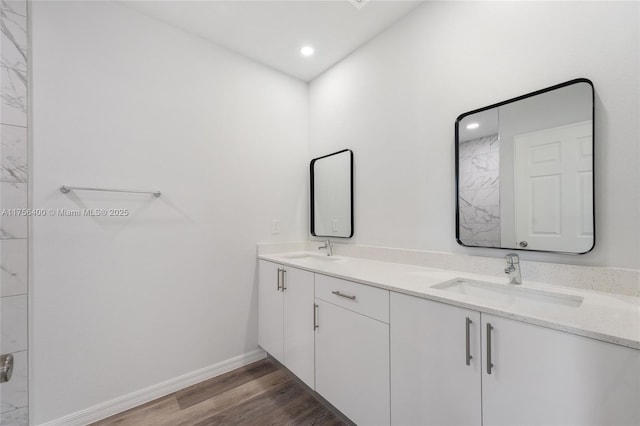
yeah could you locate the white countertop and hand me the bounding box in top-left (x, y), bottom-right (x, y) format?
top-left (259, 251), bottom-right (640, 350)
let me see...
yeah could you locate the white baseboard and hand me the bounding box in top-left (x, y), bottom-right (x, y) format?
top-left (38, 349), bottom-right (267, 426)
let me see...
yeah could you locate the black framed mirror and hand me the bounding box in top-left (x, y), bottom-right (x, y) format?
top-left (310, 149), bottom-right (354, 238)
top-left (455, 78), bottom-right (594, 254)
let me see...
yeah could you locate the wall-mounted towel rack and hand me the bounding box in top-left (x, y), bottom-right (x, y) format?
top-left (60, 185), bottom-right (161, 198)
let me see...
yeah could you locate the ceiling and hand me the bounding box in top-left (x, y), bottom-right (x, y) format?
top-left (122, 0), bottom-right (424, 81)
top-left (458, 108), bottom-right (499, 142)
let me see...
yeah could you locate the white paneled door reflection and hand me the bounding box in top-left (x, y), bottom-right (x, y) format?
top-left (513, 121), bottom-right (593, 253)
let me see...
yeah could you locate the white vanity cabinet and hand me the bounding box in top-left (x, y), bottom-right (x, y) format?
top-left (315, 274), bottom-right (390, 426)
top-left (390, 292), bottom-right (482, 426)
top-left (258, 260), bottom-right (315, 388)
top-left (481, 313), bottom-right (640, 426)
top-left (391, 292), bottom-right (640, 426)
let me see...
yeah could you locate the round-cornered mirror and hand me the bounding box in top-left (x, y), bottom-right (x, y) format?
top-left (310, 149), bottom-right (354, 238)
top-left (455, 78), bottom-right (594, 254)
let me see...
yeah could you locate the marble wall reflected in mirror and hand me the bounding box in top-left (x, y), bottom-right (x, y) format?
top-left (455, 79), bottom-right (594, 254)
top-left (310, 149), bottom-right (353, 238)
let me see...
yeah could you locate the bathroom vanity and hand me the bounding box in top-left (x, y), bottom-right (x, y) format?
top-left (257, 251), bottom-right (640, 426)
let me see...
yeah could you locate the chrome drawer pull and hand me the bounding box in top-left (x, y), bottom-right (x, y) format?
top-left (281, 269), bottom-right (286, 291)
top-left (487, 323), bottom-right (494, 374)
top-left (331, 290), bottom-right (356, 300)
top-left (313, 303), bottom-right (319, 330)
top-left (465, 317), bottom-right (473, 366)
top-left (276, 268), bottom-right (282, 291)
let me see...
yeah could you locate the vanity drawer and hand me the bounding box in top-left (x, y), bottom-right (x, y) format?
top-left (315, 274), bottom-right (389, 323)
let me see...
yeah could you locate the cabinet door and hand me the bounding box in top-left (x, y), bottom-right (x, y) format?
top-left (482, 313), bottom-right (640, 426)
top-left (390, 292), bottom-right (482, 426)
top-left (315, 299), bottom-right (390, 425)
top-left (258, 260), bottom-right (283, 362)
top-left (282, 267), bottom-right (315, 389)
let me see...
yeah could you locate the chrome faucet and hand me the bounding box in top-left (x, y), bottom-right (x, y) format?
top-left (504, 253), bottom-right (522, 285)
top-left (318, 240), bottom-right (333, 256)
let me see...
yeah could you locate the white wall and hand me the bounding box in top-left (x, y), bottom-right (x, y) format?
top-left (31, 1), bottom-right (308, 423)
top-left (309, 1), bottom-right (640, 269)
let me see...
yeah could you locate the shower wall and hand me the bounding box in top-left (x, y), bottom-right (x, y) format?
top-left (0, 0), bottom-right (29, 425)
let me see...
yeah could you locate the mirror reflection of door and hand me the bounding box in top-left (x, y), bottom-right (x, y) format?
top-left (513, 121), bottom-right (593, 252)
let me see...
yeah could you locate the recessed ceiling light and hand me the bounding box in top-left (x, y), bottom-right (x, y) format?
top-left (466, 122), bottom-right (479, 130)
top-left (300, 46), bottom-right (315, 57)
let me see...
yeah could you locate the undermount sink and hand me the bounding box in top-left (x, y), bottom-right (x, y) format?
top-left (281, 253), bottom-right (342, 262)
top-left (433, 278), bottom-right (583, 308)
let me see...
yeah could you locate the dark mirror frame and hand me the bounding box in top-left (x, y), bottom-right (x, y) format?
top-left (310, 149), bottom-right (354, 238)
top-left (454, 78), bottom-right (595, 254)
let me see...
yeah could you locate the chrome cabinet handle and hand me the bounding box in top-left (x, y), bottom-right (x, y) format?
top-left (281, 269), bottom-right (287, 291)
top-left (331, 290), bottom-right (356, 300)
top-left (276, 268), bottom-right (282, 291)
top-left (465, 317), bottom-right (473, 366)
top-left (0, 353), bottom-right (14, 383)
top-left (313, 304), bottom-right (319, 330)
top-left (486, 323), bottom-right (494, 374)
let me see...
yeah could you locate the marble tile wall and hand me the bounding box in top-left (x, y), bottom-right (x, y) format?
top-left (0, 0), bottom-right (28, 424)
top-left (458, 134), bottom-right (501, 247)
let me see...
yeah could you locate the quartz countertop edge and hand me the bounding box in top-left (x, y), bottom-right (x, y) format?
top-left (258, 252), bottom-right (640, 350)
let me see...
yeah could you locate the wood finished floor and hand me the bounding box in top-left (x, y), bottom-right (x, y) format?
top-left (92, 358), bottom-right (347, 426)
